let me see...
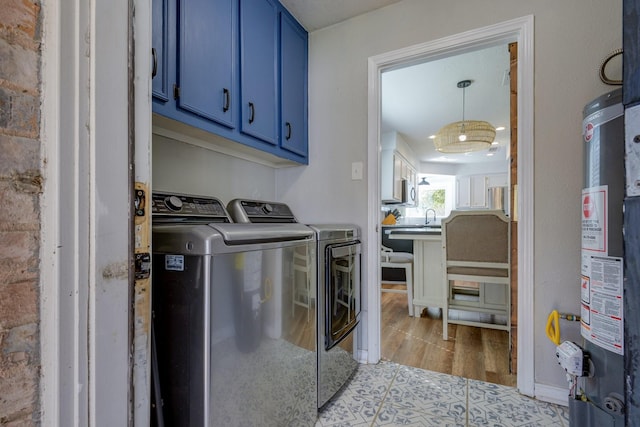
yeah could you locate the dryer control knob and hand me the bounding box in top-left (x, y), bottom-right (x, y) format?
top-left (262, 203), bottom-right (273, 214)
top-left (165, 196), bottom-right (183, 212)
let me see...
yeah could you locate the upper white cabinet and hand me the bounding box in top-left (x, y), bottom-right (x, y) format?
top-left (456, 173), bottom-right (507, 209)
top-left (381, 150), bottom-right (416, 204)
top-left (381, 150), bottom-right (400, 203)
top-left (381, 131), bottom-right (418, 204)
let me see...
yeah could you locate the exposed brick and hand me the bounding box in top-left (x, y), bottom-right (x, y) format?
top-left (0, 281), bottom-right (37, 329)
top-left (0, 259), bottom-right (38, 285)
top-left (0, 353), bottom-right (38, 425)
top-left (1, 323), bottom-right (37, 356)
top-left (3, 414), bottom-right (35, 426)
top-left (0, 38), bottom-right (39, 91)
top-left (0, 135), bottom-right (39, 177)
top-left (0, 0), bottom-right (41, 41)
top-left (0, 231), bottom-right (37, 261)
top-left (0, 1), bottom-right (40, 424)
top-left (0, 86), bottom-right (39, 137)
top-left (0, 182), bottom-right (39, 224)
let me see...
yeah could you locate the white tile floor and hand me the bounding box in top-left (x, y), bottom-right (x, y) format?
top-left (316, 361), bottom-right (569, 426)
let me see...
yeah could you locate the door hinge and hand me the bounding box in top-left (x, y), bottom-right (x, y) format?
top-left (173, 84), bottom-right (180, 100)
top-left (135, 252), bottom-right (151, 280)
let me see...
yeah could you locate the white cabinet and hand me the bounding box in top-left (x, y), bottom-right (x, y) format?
top-left (456, 173), bottom-right (507, 209)
top-left (470, 175), bottom-right (487, 207)
top-left (380, 150), bottom-right (402, 203)
top-left (381, 149), bottom-right (416, 204)
top-left (456, 176), bottom-right (471, 208)
top-left (394, 154), bottom-right (403, 201)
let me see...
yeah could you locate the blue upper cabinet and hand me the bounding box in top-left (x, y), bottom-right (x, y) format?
top-left (151, 0), bottom-right (169, 102)
top-left (177, 0), bottom-right (236, 128)
top-left (152, 0), bottom-right (308, 165)
top-left (240, 0), bottom-right (278, 145)
top-left (279, 11), bottom-right (308, 157)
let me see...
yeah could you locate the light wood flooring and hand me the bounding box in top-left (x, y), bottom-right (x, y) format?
top-left (381, 285), bottom-right (516, 387)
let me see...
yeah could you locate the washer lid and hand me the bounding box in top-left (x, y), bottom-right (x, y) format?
top-left (210, 223), bottom-right (314, 245)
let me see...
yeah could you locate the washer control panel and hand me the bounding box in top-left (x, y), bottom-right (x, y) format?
top-left (151, 192), bottom-right (231, 222)
top-left (226, 199), bottom-right (297, 223)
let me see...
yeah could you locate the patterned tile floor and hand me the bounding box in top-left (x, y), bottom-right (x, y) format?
top-left (316, 361), bottom-right (569, 426)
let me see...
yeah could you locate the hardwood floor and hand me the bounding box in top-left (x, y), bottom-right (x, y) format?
top-left (381, 286), bottom-right (516, 387)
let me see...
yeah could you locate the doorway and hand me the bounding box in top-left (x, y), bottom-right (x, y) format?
top-left (366, 16), bottom-right (535, 396)
top-left (379, 41), bottom-right (514, 386)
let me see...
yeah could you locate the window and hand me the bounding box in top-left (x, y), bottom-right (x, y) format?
top-left (404, 174), bottom-right (456, 220)
top-left (421, 187), bottom-right (446, 217)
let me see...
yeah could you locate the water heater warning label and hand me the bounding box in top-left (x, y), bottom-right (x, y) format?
top-left (580, 255), bottom-right (624, 354)
top-left (581, 185), bottom-right (623, 354)
top-left (581, 186), bottom-right (607, 254)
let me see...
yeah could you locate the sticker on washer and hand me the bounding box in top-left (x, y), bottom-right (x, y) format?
top-left (165, 254), bottom-right (185, 271)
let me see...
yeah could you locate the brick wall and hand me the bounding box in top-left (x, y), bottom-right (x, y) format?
top-left (0, 0), bottom-right (42, 424)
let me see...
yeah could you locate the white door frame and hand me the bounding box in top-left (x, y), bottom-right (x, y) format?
top-left (366, 15), bottom-right (535, 396)
top-left (41, 0), bottom-right (138, 424)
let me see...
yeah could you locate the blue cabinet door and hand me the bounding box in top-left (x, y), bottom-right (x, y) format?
top-left (152, 0), bottom-right (170, 102)
top-left (240, 0), bottom-right (278, 145)
top-left (177, 0), bottom-right (236, 128)
top-left (280, 12), bottom-right (307, 158)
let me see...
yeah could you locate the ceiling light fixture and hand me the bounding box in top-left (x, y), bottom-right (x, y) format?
top-left (433, 80), bottom-right (496, 153)
top-left (418, 177), bottom-right (430, 185)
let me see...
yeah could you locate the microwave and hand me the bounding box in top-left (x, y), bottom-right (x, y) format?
top-left (402, 179), bottom-right (417, 206)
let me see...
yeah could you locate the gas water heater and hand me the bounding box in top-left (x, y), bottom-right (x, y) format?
top-left (572, 88), bottom-right (625, 426)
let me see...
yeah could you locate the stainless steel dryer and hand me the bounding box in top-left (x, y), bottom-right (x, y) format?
top-left (307, 224), bottom-right (361, 409)
top-left (226, 200), bottom-right (361, 409)
top-left (151, 192), bottom-right (317, 427)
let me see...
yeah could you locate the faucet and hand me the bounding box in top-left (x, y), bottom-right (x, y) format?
top-left (425, 209), bottom-right (437, 225)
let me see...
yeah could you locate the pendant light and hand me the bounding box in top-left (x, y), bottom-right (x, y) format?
top-left (433, 80), bottom-right (495, 153)
top-left (418, 177), bottom-right (430, 185)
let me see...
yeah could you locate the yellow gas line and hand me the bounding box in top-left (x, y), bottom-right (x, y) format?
top-left (545, 310), bottom-right (581, 345)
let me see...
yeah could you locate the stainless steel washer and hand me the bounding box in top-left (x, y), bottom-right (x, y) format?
top-left (151, 192), bottom-right (317, 427)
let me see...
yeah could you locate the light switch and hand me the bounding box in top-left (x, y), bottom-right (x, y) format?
top-left (351, 161), bottom-right (363, 180)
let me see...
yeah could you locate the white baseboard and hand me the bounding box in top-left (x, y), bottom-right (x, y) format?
top-left (535, 382), bottom-right (569, 407)
top-left (357, 350), bottom-right (369, 364)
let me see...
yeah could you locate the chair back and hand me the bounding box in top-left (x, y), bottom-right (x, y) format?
top-left (444, 210), bottom-right (509, 263)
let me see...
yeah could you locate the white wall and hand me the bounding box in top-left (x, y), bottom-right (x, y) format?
top-left (153, 134), bottom-right (277, 203)
top-left (455, 160), bottom-right (509, 176)
top-left (419, 162), bottom-right (458, 176)
top-left (278, 0), bottom-right (621, 391)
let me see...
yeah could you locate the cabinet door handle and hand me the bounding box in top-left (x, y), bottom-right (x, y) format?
top-left (151, 48), bottom-right (157, 78)
top-left (223, 88), bottom-right (230, 112)
top-left (248, 102), bottom-right (255, 124)
top-left (285, 122), bottom-right (292, 140)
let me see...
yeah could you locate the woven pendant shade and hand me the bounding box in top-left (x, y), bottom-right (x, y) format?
top-left (433, 80), bottom-right (495, 153)
top-left (433, 120), bottom-right (495, 153)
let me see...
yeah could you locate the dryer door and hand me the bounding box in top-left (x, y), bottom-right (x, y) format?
top-left (325, 241), bottom-right (361, 350)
